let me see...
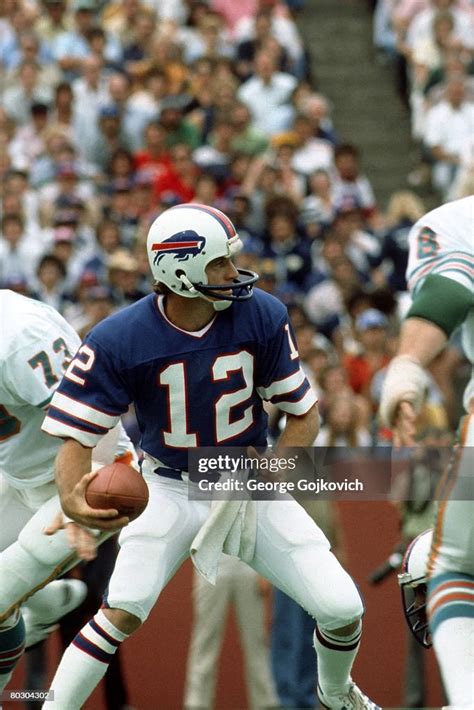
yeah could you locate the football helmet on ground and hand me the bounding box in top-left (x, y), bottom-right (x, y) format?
top-left (398, 528), bottom-right (433, 648)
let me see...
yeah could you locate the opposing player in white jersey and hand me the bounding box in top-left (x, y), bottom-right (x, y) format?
top-left (380, 196), bottom-right (474, 708)
top-left (0, 290), bottom-right (135, 692)
top-left (42, 204), bottom-right (379, 710)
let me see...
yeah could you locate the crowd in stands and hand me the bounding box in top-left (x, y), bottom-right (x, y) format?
top-left (374, 0), bottom-right (474, 197)
top-left (1, 0), bottom-right (471, 450)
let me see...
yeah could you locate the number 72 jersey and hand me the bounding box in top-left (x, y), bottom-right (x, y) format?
top-left (0, 290), bottom-right (80, 487)
top-left (406, 196), bottom-right (473, 296)
top-left (42, 290), bottom-right (317, 470)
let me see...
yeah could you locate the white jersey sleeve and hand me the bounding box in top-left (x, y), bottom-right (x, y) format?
top-left (406, 196), bottom-right (474, 296)
top-left (0, 291), bottom-right (81, 488)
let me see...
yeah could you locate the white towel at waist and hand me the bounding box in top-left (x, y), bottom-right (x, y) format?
top-left (190, 499), bottom-right (257, 585)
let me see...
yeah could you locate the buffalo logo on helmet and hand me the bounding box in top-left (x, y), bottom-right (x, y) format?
top-left (151, 230), bottom-right (206, 266)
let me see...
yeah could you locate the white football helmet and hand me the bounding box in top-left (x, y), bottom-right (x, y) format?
top-left (398, 528), bottom-right (433, 648)
top-left (146, 203), bottom-right (258, 310)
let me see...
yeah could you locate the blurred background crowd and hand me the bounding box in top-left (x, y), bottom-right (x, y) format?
top-left (1, 0), bottom-right (472, 450)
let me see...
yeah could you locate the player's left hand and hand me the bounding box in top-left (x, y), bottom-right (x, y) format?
top-left (247, 446), bottom-right (284, 482)
top-left (43, 512), bottom-right (98, 561)
top-left (393, 401), bottom-right (417, 447)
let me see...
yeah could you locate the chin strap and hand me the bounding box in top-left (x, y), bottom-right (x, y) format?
top-left (178, 273), bottom-right (198, 294)
top-left (178, 272), bottom-right (232, 310)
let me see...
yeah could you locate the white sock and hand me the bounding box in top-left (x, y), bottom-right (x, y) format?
top-left (45, 609), bottom-right (128, 709)
top-left (314, 621), bottom-right (362, 698)
top-left (428, 573), bottom-right (474, 707)
top-left (432, 617), bottom-right (474, 706)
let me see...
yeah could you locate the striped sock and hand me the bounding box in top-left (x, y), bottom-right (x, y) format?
top-left (314, 621), bottom-right (362, 699)
top-left (428, 572), bottom-right (474, 706)
top-left (0, 614), bottom-right (25, 691)
top-left (47, 609), bottom-right (128, 709)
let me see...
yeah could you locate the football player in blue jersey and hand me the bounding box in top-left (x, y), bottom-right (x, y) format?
top-left (42, 204), bottom-right (380, 710)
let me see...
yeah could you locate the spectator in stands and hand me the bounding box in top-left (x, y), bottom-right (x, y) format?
top-left (411, 9), bottom-right (458, 90)
top-left (52, 0), bottom-right (117, 80)
top-left (103, 179), bottom-right (138, 246)
top-left (34, 253), bottom-right (69, 312)
top-left (332, 143), bottom-right (377, 217)
top-left (263, 210), bottom-right (312, 291)
top-left (236, 7), bottom-right (290, 81)
top-left (35, 0), bottom-right (73, 45)
top-left (299, 92), bottom-right (338, 145)
top-left (299, 168), bottom-right (336, 240)
top-left (107, 71), bottom-right (155, 151)
top-left (193, 114), bottom-right (236, 184)
top-left (315, 394), bottom-right (372, 446)
top-left (107, 148), bottom-right (135, 181)
top-left (107, 247), bottom-right (147, 306)
top-left (2, 60), bottom-right (53, 126)
top-left (0, 212), bottom-right (41, 286)
top-left (371, 190), bottom-right (425, 294)
top-left (423, 74), bottom-right (474, 195)
top-left (154, 142), bottom-right (199, 203)
top-left (304, 254), bottom-right (362, 337)
top-left (291, 113), bottom-right (334, 176)
top-left (102, 0), bottom-right (142, 46)
top-left (234, 0), bottom-right (306, 78)
top-left (271, 138), bottom-right (307, 204)
top-left (230, 101), bottom-right (269, 156)
top-left (159, 95), bottom-right (201, 149)
top-left (122, 8), bottom-right (157, 81)
top-left (80, 219), bottom-right (122, 284)
top-left (404, 0), bottom-right (473, 56)
top-left (343, 308), bottom-right (392, 400)
top-left (238, 49), bottom-right (297, 135)
top-left (330, 197), bottom-right (381, 275)
top-left (8, 102), bottom-right (49, 171)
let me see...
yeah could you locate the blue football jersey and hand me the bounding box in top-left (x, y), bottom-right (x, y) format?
top-left (42, 290), bottom-right (317, 470)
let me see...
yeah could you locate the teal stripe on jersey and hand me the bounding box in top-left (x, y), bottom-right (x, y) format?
top-left (408, 251), bottom-right (473, 278)
top-left (408, 254), bottom-right (474, 284)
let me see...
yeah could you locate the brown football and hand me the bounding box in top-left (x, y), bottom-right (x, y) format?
top-left (86, 463), bottom-right (149, 521)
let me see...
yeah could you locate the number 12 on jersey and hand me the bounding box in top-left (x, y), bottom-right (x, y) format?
top-left (159, 352), bottom-right (254, 447)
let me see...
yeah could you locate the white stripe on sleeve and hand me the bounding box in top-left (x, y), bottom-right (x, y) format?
top-left (257, 368), bottom-right (306, 400)
top-left (276, 388), bottom-right (318, 415)
top-left (42, 416), bottom-right (103, 448)
top-left (52, 392), bottom-right (120, 429)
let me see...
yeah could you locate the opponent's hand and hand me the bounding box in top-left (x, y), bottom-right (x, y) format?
top-left (393, 401), bottom-right (417, 447)
top-left (43, 512), bottom-right (98, 561)
top-left (61, 470), bottom-right (129, 531)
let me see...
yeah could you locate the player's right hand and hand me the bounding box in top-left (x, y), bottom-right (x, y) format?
top-left (393, 401), bottom-right (417, 447)
top-left (61, 470), bottom-right (130, 531)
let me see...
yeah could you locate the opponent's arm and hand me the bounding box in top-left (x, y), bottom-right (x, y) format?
top-left (380, 274), bottom-right (472, 445)
top-left (55, 438), bottom-right (129, 530)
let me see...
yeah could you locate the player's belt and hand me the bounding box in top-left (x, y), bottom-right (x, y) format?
top-left (154, 466), bottom-right (185, 481)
